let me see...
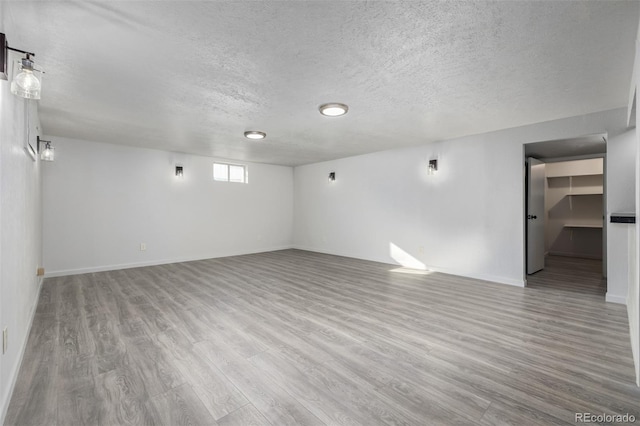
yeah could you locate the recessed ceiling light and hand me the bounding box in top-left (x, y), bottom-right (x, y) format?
top-left (244, 131), bottom-right (266, 140)
top-left (319, 103), bottom-right (349, 117)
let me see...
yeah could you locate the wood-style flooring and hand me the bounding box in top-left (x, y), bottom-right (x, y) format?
top-left (4, 249), bottom-right (639, 425)
top-left (526, 255), bottom-right (607, 297)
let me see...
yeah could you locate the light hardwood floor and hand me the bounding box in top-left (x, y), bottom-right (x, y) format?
top-left (526, 255), bottom-right (606, 297)
top-left (4, 250), bottom-right (639, 425)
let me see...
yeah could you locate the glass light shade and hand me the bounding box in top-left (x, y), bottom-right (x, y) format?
top-left (244, 131), bottom-right (266, 140)
top-left (40, 144), bottom-right (54, 161)
top-left (428, 159), bottom-right (438, 175)
top-left (319, 103), bottom-right (348, 117)
top-left (11, 59), bottom-right (43, 99)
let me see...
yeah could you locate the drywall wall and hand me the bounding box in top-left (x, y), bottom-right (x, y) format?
top-left (608, 130), bottom-right (636, 214)
top-left (607, 129), bottom-right (637, 304)
top-left (42, 137), bottom-right (293, 276)
top-left (629, 222), bottom-right (638, 384)
top-left (633, 40), bottom-right (640, 384)
top-left (544, 159), bottom-right (604, 259)
top-left (622, 12), bottom-right (640, 386)
top-left (294, 108), bottom-right (630, 287)
top-left (0, 84), bottom-right (43, 421)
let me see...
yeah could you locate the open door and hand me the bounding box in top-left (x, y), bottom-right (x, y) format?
top-left (527, 157), bottom-right (545, 274)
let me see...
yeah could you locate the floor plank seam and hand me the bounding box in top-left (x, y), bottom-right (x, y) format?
top-left (4, 251), bottom-right (639, 426)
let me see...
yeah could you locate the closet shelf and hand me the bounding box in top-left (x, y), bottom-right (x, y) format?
top-left (566, 191), bottom-right (603, 196)
top-left (563, 223), bottom-right (603, 229)
top-left (546, 172), bottom-right (604, 179)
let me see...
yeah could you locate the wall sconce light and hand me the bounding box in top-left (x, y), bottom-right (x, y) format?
top-left (428, 159), bottom-right (438, 175)
top-left (175, 165), bottom-right (184, 178)
top-left (1, 33), bottom-right (43, 99)
top-left (328, 172), bottom-right (336, 182)
top-left (37, 136), bottom-right (54, 161)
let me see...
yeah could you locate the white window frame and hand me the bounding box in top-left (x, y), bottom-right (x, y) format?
top-left (213, 162), bottom-right (248, 183)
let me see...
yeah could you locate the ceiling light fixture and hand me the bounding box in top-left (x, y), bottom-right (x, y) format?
top-left (1, 33), bottom-right (43, 99)
top-left (319, 103), bottom-right (348, 117)
top-left (244, 131), bottom-right (266, 140)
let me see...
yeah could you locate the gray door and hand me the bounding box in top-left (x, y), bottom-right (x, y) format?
top-left (527, 157), bottom-right (545, 274)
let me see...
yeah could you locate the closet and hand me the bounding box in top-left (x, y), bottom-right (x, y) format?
top-left (545, 158), bottom-right (603, 259)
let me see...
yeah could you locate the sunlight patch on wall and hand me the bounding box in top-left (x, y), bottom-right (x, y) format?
top-left (389, 242), bottom-right (426, 270)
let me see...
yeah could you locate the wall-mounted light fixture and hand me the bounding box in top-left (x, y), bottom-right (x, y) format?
top-left (319, 103), bottom-right (348, 117)
top-left (1, 33), bottom-right (43, 99)
top-left (37, 136), bottom-right (54, 161)
top-left (328, 172), bottom-right (336, 182)
top-left (428, 159), bottom-right (438, 175)
top-left (175, 165), bottom-right (184, 178)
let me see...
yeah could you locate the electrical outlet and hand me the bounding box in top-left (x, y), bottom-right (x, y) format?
top-left (140, 243), bottom-right (146, 251)
top-left (3, 327), bottom-right (7, 354)
top-left (419, 246), bottom-right (424, 254)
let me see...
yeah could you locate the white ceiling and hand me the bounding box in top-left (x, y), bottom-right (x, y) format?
top-left (2, 1), bottom-right (638, 166)
top-left (525, 134), bottom-right (606, 160)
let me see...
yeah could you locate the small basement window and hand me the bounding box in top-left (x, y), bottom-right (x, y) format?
top-left (213, 162), bottom-right (248, 183)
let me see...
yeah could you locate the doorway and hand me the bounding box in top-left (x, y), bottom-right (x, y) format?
top-left (524, 134), bottom-right (607, 295)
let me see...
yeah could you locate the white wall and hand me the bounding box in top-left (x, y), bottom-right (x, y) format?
top-left (606, 129), bottom-right (637, 304)
top-left (42, 137), bottom-right (293, 276)
top-left (294, 108), bottom-right (629, 287)
top-left (633, 36), bottom-right (640, 385)
top-left (620, 8), bottom-right (640, 386)
top-left (629, 222), bottom-right (638, 384)
top-left (608, 130), bottom-right (636, 214)
top-left (0, 81), bottom-right (43, 421)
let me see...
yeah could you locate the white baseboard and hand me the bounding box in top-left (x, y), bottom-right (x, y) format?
top-left (291, 245), bottom-right (394, 267)
top-left (0, 276), bottom-right (44, 426)
top-left (422, 265), bottom-right (525, 287)
top-left (45, 245), bottom-right (293, 278)
top-left (606, 292), bottom-right (627, 305)
top-left (292, 245), bottom-right (525, 288)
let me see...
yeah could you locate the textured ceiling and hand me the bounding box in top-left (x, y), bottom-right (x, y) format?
top-left (525, 135), bottom-right (606, 160)
top-left (2, 1), bottom-right (638, 166)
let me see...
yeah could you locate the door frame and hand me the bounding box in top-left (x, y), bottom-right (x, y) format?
top-left (521, 135), bottom-right (608, 286)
